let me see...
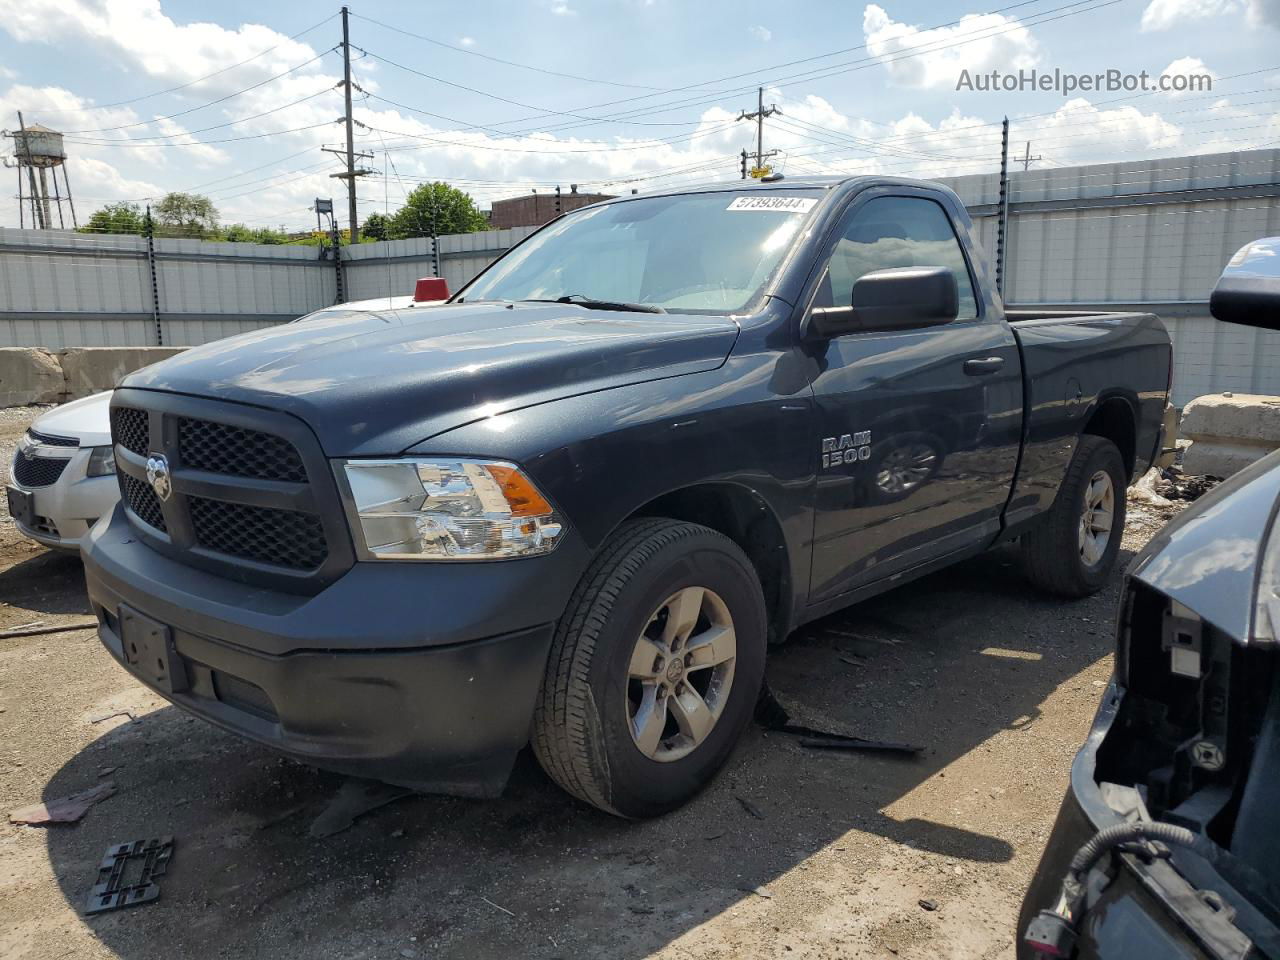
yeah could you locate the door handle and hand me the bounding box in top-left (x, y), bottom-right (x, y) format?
top-left (964, 356), bottom-right (1005, 376)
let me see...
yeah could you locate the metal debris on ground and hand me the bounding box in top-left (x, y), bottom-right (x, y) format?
top-left (799, 736), bottom-right (923, 754)
top-left (1154, 467), bottom-right (1220, 501)
top-left (736, 796), bottom-right (767, 820)
top-left (0, 619), bottom-right (98, 640)
top-left (754, 682), bottom-right (923, 756)
top-left (308, 778), bottom-right (413, 838)
top-left (739, 885), bottom-right (774, 899)
top-left (89, 709), bottom-right (134, 725)
top-left (9, 781), bottom-right (116, 825)
top-left (84, 836), bottom-right (174, 914)
top-left (480, 895), bottom-right (516, 917)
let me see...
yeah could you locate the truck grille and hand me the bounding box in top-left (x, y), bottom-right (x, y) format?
top-left (109, 391), bottom-right (352, 590)
top-left (188, 496), bottom-right (327, 570)
top-left (122, 474), bottom-right (167, 532)
top-left (111, 407), bottom-right (149, 457)
top-left (12, 452), bottom-right (69, 487)
top-left (178, 418), bottom-right (307, 482)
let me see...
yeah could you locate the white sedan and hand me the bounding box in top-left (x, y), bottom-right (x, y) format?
top-left (6, 294), bottom-right (440, 551)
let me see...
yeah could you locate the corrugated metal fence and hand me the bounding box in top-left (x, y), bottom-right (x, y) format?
top-left (2, 149), bottom-right (1280, 404)
top-left (0, 225), bottom-right (537, 349)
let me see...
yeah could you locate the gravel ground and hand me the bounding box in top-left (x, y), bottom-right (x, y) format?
top-left (0, 404), bottom-right (1188, 960)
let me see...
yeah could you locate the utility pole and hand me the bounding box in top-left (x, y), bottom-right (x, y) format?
top-left (1019, 141), bottom-right (1043, 172)
top-left (736, 87), bottom-right (780, 177)
top-left (329, 6), bottom-right (372, 244)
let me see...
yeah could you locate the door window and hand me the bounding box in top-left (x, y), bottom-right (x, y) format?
top-left (814, 196), bottom-right (979, 320)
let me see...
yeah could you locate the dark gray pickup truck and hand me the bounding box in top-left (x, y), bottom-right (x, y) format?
top-left (82, 175), bottom-right (1174, 817)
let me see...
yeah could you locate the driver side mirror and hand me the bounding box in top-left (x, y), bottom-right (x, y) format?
top-left (809, 266), bottom-right (959, 338)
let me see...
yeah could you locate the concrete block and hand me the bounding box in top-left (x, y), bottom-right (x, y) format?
top-left (1180, 392), bottom-right (1280, 477)
top-left (57, 348), bottom-right (186, 400)
top-left (1182, 440), bottom-right (1271, 478)
top-left (0, 347), bottom-right (62, 406)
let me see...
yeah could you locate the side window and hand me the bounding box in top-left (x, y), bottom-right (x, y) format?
top-left (814, 196), bottom-right (979, 320)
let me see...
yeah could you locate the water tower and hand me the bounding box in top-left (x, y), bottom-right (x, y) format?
top-left (8, 113), bottom-right (77, 229)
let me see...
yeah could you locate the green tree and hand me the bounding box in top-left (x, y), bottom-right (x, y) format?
top-left (153, 191), bottom-right (219, 238)
top-left (79, 201), bottom-right (146, 236)
top-left (361, 211), bottom-right (393, 242)
top-left (390, 182), bottom-right (487, 239)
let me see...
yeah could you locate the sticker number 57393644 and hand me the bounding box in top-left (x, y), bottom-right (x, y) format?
top-left (726, 196), bottom-right (818, 213)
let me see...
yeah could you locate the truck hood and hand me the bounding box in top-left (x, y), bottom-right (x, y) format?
top-left (121, 302), bottom-right (740, 456)
top-left (1129, 448), bottom-right (1280, 643)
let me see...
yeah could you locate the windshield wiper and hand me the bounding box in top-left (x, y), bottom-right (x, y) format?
top-left (523, 295), bottom-right (666, 314)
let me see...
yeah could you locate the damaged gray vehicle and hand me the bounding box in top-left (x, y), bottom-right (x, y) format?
top-left (1018, 237), bottom-right (1280, 959)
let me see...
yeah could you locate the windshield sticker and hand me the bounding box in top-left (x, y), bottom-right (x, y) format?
top-left (727, 196), bottom-right (818, 213)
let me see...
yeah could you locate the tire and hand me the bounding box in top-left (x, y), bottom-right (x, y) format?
top-left (532, 518), bottom-right (767, 818)
top-left (1021, 434), bottom-right (1127, 598)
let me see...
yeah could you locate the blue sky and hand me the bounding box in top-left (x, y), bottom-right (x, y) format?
top-left (0, 0), bottom-right (1277, 231)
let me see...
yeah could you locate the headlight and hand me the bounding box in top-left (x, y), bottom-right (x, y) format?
top-left (342, 458), bottom-right (564, 560)
top-left (86, 446), bottom-right (116, 477)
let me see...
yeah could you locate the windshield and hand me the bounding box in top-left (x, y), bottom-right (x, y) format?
top-left (460, 189), bottom-right (824, 314)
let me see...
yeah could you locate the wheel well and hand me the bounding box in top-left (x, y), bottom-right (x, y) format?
top-left (628, 484), bottom-right (791, 644)
top-left (1083, 396), bottom-right (1137, 481)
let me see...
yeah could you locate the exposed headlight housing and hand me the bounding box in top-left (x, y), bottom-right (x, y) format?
top-left (86, 446), bottom-right (117, 477)
top-left (1254, 507), bottom-right (1280, 645)
top-left (342, 458), bottom-right (564, 560)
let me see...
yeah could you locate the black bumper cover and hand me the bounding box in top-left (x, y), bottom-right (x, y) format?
top-left (83, 506), bottom-right (558, 797)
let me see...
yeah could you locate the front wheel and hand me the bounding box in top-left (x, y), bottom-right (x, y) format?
top-left (531, 519), bottom-right (767, 818)
top-left (1021, 434), bottom-right (1127, 598)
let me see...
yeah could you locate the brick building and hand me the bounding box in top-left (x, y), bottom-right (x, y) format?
top-left (487, 185), bottom-right (614, 229)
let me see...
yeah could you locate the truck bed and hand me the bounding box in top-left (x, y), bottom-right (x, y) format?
top-left (1003, 309), bottom-right (1171, 531)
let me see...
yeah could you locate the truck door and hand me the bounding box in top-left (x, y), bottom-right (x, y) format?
top-left (803, 189), bottom-right (1023, 605)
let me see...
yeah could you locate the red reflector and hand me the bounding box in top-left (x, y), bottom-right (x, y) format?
top-left (414, 277), bottom-right (449, 301)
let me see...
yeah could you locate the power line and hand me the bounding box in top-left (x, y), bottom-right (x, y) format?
top-left (64, 86), bottom-right (339, 144)
top-left (63, 121), bottom-right (338, 148)
top-left (57, 48), bottom-right (339, 134)
top-left (351, 13), bottom-right (684, 92)
top-left (18, 13), bottom-right (339, 115)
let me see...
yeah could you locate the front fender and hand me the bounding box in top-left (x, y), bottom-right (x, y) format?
top-left (408, 337), bottom-right (816, 631)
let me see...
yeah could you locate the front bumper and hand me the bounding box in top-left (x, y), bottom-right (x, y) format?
top-left (9, 450), bottom-right (118, 550)
top-left (83, 505), bottom-right (567, 797)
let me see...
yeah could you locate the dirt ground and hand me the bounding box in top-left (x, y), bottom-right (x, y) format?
top-left (0, 404), bottom-right (1187, 960)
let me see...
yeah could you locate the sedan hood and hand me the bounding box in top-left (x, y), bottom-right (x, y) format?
top-left (122, 302), bottom-right (739, 456)
top-left (1129, 449), bottom-right (1280, 642)
top-left (33, 390), bottom-right (112, 446)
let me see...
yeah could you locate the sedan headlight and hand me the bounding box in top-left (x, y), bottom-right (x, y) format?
top-left (86, 446), bottom-right (116, 477)
top-left (342, 458), bottom-right (564, 560)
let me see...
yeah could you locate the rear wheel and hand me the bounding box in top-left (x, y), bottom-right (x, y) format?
top-left (532, 519), bottom-right (767, 818)
top-left (1021, 434), bottom-right (1127, 597)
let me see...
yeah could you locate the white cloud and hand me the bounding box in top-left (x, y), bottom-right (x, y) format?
top-left (749, 25), bottom-right (772, 41)
top-left (1141, 0), bottom-right (1280, 30)
top-left (150, 116), bottom-right (229, 164)
top-left (862, 3), bottom-right (1039, 89)
top-left (459, 36), bottom-right (476, 47)
top-left (1159, 56), bottom-right (1217, 97)
top-left (1246, 0), bottom-right (1280, 27)
top-left (0, 0), bottom-right (332, 96)
top-left (550, 1), bottom-right (575, 15)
